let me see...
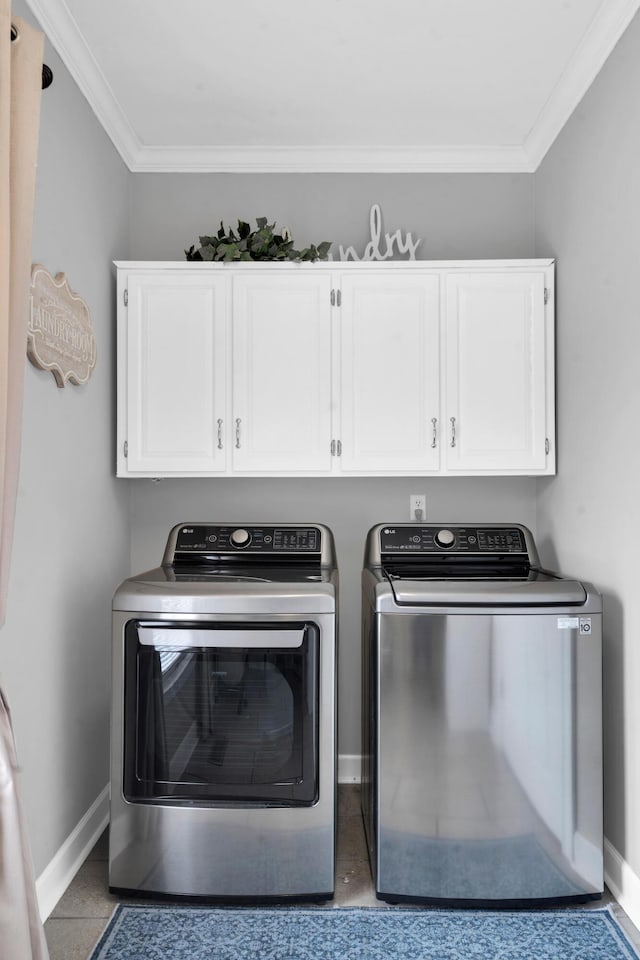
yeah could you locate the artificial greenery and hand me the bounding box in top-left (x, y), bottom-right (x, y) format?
top-left (185, 217), bottom-right (332, 262)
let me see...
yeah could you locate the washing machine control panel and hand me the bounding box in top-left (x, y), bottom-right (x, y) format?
top-left (172, 524), bottom-right (321, 555)
top-left (380, 525), bottom-right (527, 555)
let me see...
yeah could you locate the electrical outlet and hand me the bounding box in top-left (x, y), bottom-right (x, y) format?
top-left (409, 494), bottom-right (426, 522)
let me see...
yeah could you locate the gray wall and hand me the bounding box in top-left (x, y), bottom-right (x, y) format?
top-left (534, 12), bottom-right (640, 872)
top-left (127, 172), bottom-right (538, 758)
top-left (1, 2), bottom-right (131, 874)
top-left (130, 172), bottom-right (534, 263)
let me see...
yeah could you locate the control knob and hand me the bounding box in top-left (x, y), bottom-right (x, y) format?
top-left (435, 528), bottom-right (455, 548)
top-left (230, 528), bottom-right (251, 548)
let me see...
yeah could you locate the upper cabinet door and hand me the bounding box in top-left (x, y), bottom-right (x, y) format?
top-left (444, 271), bottom-right (549, 473)
top-left (232, 273), bottom-right (333, 473)
top-left (339, 273), bottom-right (440, 473)
top-left (124, 273), bottom-right (229, 475)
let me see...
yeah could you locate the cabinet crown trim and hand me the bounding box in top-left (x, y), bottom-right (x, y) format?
top-left (114, 258), bottom-right (555, 271)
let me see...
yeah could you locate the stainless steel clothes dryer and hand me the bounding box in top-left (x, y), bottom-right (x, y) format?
top-left (361, 522), bottom-right (603, 906)
top-left (110, 522), bottom-right (337, 901)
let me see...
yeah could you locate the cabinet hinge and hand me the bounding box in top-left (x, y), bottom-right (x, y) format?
top-left (544, 287), bottom-right (548, 305)
top-left (123, 440), bottom-right (128, 458)
top-left (124, 288), bottom-right (128, 306)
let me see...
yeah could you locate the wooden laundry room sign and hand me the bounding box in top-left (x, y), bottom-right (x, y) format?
top-left (28, 265), bottom-right (97, 387)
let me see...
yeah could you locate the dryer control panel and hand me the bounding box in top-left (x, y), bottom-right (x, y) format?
top-left (379, 525), bottom-right (527, 555)
top-left (174, 525), bottom-right (320, 553)
top-left (162, 523), bottom-right (332, 566)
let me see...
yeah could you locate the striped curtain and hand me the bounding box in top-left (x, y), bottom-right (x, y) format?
top-left (0, 2), bottom-right (50, 957)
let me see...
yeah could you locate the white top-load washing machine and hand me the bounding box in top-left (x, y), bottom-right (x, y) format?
top-left (361, 522), bottom-right (602, 906)
top-left (110, 522), bottom-right (337, 901)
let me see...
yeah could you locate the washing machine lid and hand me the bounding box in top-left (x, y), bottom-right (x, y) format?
top-left (385, 571), bottom-right (587, 607)
top-left (365, 522), bottom-right (589, 607)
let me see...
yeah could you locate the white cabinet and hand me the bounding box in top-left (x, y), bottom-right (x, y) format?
top-left (116, 260), bottom-right (555, 478)
top-left (443, 271), bottom-right (550, 473)
top-left (338, 272), bottom-right (440, 473)
top-left (232, 273), bottom-right (333, 473)
top-left (117, 266), bottom-right (333, 477)
top-left (118, 271), bottom-right (229, 475)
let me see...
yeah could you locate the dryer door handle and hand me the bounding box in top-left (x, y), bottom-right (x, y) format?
top-left (137, 627), bottom-right (305, 649)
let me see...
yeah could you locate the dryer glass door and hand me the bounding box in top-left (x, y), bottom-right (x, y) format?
top-left (122, 620), bottom-right (319, 805)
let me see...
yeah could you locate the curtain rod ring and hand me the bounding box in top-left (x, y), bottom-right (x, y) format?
top-left (10, 22), bottom-right (53, 89)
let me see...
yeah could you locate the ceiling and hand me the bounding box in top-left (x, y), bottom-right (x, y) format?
top-left (25, 0), bottom-right (640, 173)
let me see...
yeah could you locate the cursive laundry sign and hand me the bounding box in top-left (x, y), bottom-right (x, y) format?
top-left (338, 204), bottom-right (422, 261)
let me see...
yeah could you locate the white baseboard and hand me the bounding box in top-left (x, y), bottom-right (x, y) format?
top-left (605, 837), bottom-right (640, 930)
top-left (36, 785), bottom-right (109, 922)
top-left (338, 753), bottom-right (361, 783)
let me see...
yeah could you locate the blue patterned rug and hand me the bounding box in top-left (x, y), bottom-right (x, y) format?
top-left (89, 905), bottom-right (639, 959)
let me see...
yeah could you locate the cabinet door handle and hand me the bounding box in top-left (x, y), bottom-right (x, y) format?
top-left (450, 416), bottom-right (456, 448)
top-left (217, 419), bottom-right (223, 449)
top-left (431, 417), bottom-right (438, 448)
top-left (235, 418), bottom-right (242, 449)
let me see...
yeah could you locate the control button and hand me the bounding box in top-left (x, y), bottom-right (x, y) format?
top-left (230, 528), bottom-right (251, 548)
top-left (435, 528), bottom-right (455, 548)
top-left (264, 535), bottom-right (272, 543)
top-left (207, 534), bottom-right (217, 543)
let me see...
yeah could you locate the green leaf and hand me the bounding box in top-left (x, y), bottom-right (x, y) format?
top-left (184, 217), bottom-right (333, 263)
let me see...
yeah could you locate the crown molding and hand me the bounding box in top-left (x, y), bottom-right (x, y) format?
top-left (25, 0), bottom-right (640, 174)
top-left (524, 0), bottom-right (640, 167)
top-left (127, 144), bottom-right (534, 174)
top-left (25, 0), bottom-right (142, 168)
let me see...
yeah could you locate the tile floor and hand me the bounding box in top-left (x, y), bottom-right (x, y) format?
top-left (44, 785), bottom-right (640, 960)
